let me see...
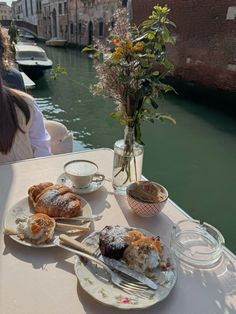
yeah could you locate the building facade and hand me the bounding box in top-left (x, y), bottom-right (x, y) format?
top-left (12, 0), bottom-right (42, 26)
top-left (12, 0), bottom-right (24, 20)
top-left (38, 0), bottom-right (127, 44)
top-left (38, 0), bottom-right (68, 40)
top-left (21, 0), bottom-right (40, 25)
top-left (67, 0), bottom-right (120, 46)
top-left (0, 2), bottom-right (12, 20)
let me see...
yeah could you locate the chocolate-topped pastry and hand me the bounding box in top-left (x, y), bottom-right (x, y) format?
top-left (99, 225), bottom-right (128, 260)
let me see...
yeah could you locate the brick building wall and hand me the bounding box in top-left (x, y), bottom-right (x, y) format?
top-left (131, 0), bottom-right (236, 91)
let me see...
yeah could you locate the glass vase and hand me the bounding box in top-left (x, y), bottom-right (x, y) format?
top-left (112, 126), bottom-right (144, 194)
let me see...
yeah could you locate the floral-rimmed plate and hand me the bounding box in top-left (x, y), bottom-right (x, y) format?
top-left (4, 196), bottom-right (92, 248)
top-left (74, 228), bottom-right (177, 309)
top-left (57, 173), bottom-right (105, 195)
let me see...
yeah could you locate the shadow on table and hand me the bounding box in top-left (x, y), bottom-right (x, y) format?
top-left (112, 193), bottom-right (174, 244)
top-left (0, 163), bottom-right (13, 228)
top-left (3, 236), bottom-right (78, 271)
top-left (83, 186), bottom-right (111, 215)
top-left (173, 253), bottom-right (236, 314)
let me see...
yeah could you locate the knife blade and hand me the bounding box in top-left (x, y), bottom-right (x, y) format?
top-left (101, 256), bottom-right (158, 290)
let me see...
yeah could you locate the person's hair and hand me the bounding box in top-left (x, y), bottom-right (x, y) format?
top-left (0, 25), bottom-right (13, 68)
top-left (0, 74), bottom-right (30, 154)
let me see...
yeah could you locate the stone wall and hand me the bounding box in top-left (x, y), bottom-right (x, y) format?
top-left (131, 0), bottom-right (236, 91)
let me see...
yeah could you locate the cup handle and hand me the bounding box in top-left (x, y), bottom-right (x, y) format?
top-left (92, 173), bottom-right (105, 183)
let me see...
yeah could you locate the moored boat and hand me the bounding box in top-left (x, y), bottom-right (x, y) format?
top-left (46, 38), bottom-right (67, 47)
top-left (15, 44), bottom-right (53, 78)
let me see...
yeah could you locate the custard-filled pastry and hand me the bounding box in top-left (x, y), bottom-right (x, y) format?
top-left (28, 182), bottom-right (81, 217)
top-left (17, 213), bottom-right (56, 245)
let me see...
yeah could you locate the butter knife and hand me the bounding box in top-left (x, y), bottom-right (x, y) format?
top-left (53, 215), bottom-right (103, 222)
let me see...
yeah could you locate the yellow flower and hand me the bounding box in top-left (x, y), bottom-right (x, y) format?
top-left (124, 40), bottom-right (133, 51)
top-left (133, 41), bottom-right (144, 52)
top-left (112, 50), bottom-right (122, 60)
top-left (116, 46), bottom-right (123, 54)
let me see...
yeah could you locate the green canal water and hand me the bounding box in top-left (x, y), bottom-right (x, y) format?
top-left (32, 45), bottom-right (236, 253)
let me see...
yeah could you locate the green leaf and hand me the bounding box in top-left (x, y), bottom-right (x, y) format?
top-left (120, 119), bottom-right (126, 126)
top-left (147, 32), bottom-right (155, 40)
top-left (82, 46), bottom-right (97, 52)
top-left (144, 96), bottom-right (151, 105)
top-left (135, 122), bottom-right (144, 145)
top-left (134, 33), bottom-right (149, 42)
top-left (152, 71), bottom-right (160, 76)
top-left (161, 58), bottom-right (174, 70)
top-left (155, 113), bottom-right (176, 124)
top-left (111, 111), bottom-right (123, 119)
top-left (150, 97), bottom-right (159, 109)
top-left (158, 82), bottom-right (175, 93)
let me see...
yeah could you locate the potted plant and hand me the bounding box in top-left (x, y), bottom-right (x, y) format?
top-left (84, 5), bottom-right (176, 193)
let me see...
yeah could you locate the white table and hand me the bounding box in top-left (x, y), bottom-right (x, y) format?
top-left (0, 149), bottom-right (236, 314)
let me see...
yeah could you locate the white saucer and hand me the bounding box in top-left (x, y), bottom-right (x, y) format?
top-left (57, 173), bottom-right (105, 195)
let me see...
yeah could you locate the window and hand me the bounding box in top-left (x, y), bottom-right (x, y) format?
top-left (25, 0), bottom-right (28, 17)
top-left (226, 6), bottom-right (236, 20)
top-left (78, 22), bottom-right (82, 34)
top-left (17, 51), bottom-right (47, 61)
top-left (99, 21), bottom-right (104, 36)
top-left (122, 0), bottom-right (128, 7)
top-left (64, 2), bottom-right (67, 14)
top-left (30, 0), bottom-right (33, 15)
top-left (70, 23), bottom-right (74, 34)
top-left (59, 3), bottom-right (62, 15)
top-left (36, 0), bottom-right (42, 13)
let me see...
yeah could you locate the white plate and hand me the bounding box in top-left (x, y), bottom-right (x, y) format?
top-left (57, 173), bottom-right (105, 195)
top-left (74, 227), bottom-right (177, 310)
top-left (4, 196), bottom-right (92, 248)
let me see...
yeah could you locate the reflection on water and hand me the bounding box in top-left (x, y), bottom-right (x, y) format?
top-left (32, 44), bottom-right (236, 253)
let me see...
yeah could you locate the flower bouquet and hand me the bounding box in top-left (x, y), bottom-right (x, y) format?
top-left (84, 5), bottom-right (176, 193)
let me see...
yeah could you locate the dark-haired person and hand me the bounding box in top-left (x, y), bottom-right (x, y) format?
top-left (0, 26), bottom-right (26, 92)
top-left (0, 74), bottom-right (51, 163)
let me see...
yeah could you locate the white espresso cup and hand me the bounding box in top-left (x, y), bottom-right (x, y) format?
top-left (64, 159), bottom-right (105, 189)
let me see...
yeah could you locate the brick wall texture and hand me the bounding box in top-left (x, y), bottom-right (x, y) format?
top-left (131, 0), bottom-right (236, 91)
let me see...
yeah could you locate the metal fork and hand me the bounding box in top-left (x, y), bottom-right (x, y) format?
top-left (56, 240), bottom-right (153, 299)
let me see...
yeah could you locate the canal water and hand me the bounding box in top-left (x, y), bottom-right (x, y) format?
top-left (32, 44), bottom-right (236, 253)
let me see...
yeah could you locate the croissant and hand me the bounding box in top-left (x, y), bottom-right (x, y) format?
top-left (28, 182), bottom-right (81, 218)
